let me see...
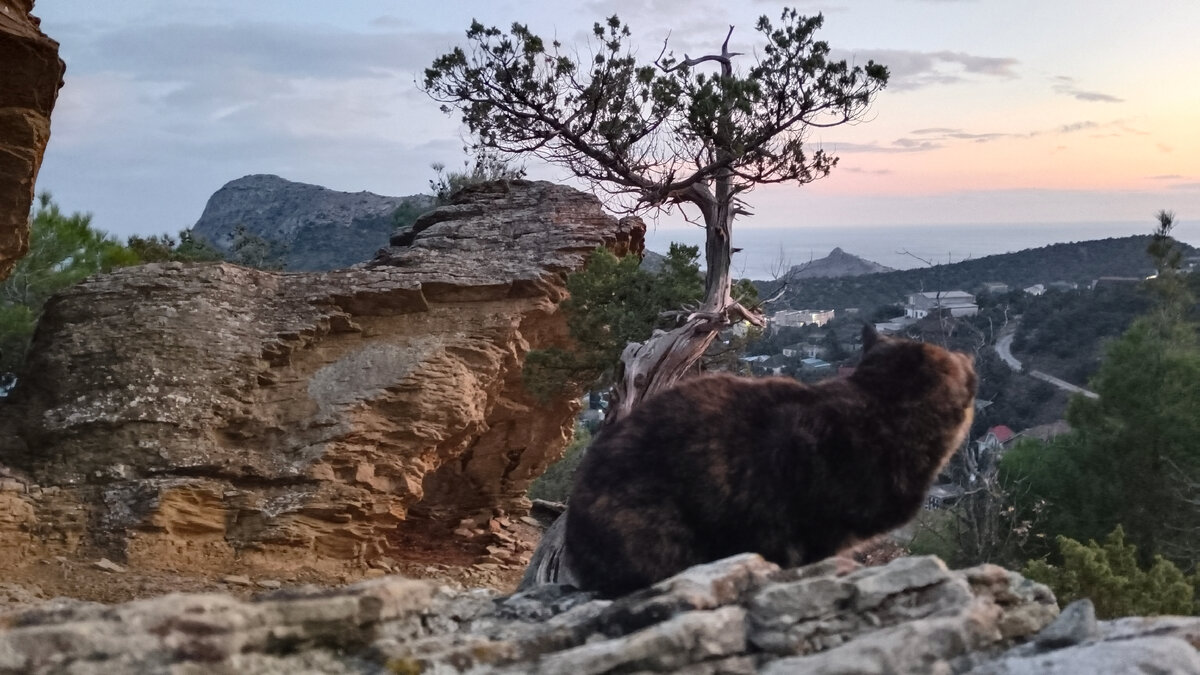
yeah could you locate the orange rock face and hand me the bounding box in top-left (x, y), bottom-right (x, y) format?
top-left (0, 181), bottom-right (644, 578)
top-left (0, 0), bottom-right (64, 280)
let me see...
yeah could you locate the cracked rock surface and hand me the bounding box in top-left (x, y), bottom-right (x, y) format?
top-left (0, 0), bottom-right (64, 281)
top-left (9, 552), bottom-right (1171, 675)
top-left (0, 181), bottom-right (643, 580)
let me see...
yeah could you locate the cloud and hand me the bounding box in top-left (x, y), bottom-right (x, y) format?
top-left (89, 22), bottom-right (454, 81)
top-left (1168, 182), bottom-right (1200, 191)
top-left (1149, 174), bottom-right (1185, 180)
top-left (1051, 75), bottom-right (1124, 103)
top-left (1057, 121), bottom-right (1098, 134)
top-left (828, 140), bottom-right (944, 154)
top-left (842, 167), bottom-right (894, 175)
top-left (833, 117), bottom-right (1142, 157)
top-left (1157, 143), bottom-right (1174, 153)
top-left (833, 49), bottom-right (1017, 91)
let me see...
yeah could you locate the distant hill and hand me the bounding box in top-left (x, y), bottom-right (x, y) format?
top-left (785, 247), bottom-right (893, 279)
top-left (191, 174), bottom-right (433, 271)
top-left (761, 236), bottom-right (1191, 312)
top-left (640, 250), bottom-right (667, 274)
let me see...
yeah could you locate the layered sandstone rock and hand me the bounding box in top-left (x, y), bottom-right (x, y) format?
top-left (0, 180), bottom-right (643, 577)
top-left (0, 553), bottom-right (1122, 674)
top-left (0, 0), bottom-right (64, 280)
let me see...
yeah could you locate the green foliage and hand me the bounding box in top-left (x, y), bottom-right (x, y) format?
top-left (172, 230), bottom-right (227, 262)
top-left (227, 224), bottom-right (289, 271)
top-left (390, 201), bottom-right (426, 230)
top-left (1001, 214), bottom-right (1200, 566)
top-left (430, 148), bottom-right (525, 204)
top-left (0, 193), bottom-right (140, 378)
top-left (1011, 283), bottom-right (1150, 383)
top-left (127, 230), bottom-right (224, 263)
top-left (524, 243), bottom-right (703, 399)
top-left (423, 9), bottom-right (886, 229)
top-left (528, 425), bottom-right (592, 503)
top-left (908, 509), bottom-right (965, 564)
top-left (1024, 527), bottom-right (1196, 618)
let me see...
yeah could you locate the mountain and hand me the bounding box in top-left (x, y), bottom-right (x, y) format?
top-left (785, 247), bottom-right (894, 279)
top-left (761, 235), bottom-right (1192, 312)
top-left (191, 174), bottom-right (433, 271)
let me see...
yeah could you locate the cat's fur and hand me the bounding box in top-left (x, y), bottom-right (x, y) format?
top-left (561, 326), bottom-right (976, 598)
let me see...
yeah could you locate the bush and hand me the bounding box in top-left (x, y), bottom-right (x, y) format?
top-left (1023, 526), bottom-right (1197, 618)
top-left (528, 425), bottom-right (591, 503)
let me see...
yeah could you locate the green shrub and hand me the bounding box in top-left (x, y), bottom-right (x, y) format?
top-left (528, 426), bottom-right (591, 503)
top-left (1023, 526), bottom-right (1196, 618)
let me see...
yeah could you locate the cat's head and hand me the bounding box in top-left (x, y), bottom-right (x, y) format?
top-left (853, 325), bottom-right (977, 417)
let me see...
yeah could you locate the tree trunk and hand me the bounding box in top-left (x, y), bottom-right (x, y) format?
top-left (607, 177), bottom-right (740, 421)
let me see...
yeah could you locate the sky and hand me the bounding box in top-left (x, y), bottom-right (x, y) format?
top-left (31, 0), bottom-right (1200, 242)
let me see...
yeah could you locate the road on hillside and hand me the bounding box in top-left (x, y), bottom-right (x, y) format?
top-left (995, 330), bottom-right (1022, 370)
top-left (992, 322), bottom-right (1099, 399)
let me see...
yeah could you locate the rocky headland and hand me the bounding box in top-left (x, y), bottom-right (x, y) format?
top-left (785, 247), bottom-right (894, 280)
top-left (191, 174), bottom-right (433, 271)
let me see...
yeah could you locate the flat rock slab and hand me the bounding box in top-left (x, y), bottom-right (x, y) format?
top-left (0, 553), bottom-right (1091, 674)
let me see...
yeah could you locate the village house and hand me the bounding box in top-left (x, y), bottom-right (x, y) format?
top-left (903, 291), bottom-right (978, 319)
top-left (781, 342), bottom-right (823, 359)
top-left (799, 357), bottom-right (832, 372)
top-left (1023, 284), bottom-right (1045, 296)
top-left (976, 425), bottom-right (1016, 454)
top-left (979, 282), bottom-right (1009, 295)
top-left (769, 308), bottom-right (835, 330)
top-left (874, 316), bottom-right (915, 335)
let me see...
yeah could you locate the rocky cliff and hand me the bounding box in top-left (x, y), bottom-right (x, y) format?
top-left (2, 552), bottom-right (1194, 674)
top-left (786, 247), bottom-right (893, 280)
top-left (0, 180), bottom-right (643, 580)
top-left (0, 0), bottom-right (64, 281)
top-left (191, 174), bottom-right (434, 271)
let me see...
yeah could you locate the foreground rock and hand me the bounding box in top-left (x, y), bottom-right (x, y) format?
top-left (0, 0), bottom-right (65, 280)
top-left (11, 553), bottom-right (1185, 675)
top-left (0, 181), bottom-right (642, 579)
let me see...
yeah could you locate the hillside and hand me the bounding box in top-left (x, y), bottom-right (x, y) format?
top-left (786, 247), bottom-right (894, 279)
top-left (761, 235), bottom-right (1185, 312)
top-left (191, 174), bottom-right (433, 271)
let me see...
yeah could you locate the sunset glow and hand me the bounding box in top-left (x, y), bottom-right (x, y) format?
top-left (31, 0), bottom-right (1200, 237)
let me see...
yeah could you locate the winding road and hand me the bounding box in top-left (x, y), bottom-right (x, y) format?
top-left (993, 324), bottom-right (1099, 400)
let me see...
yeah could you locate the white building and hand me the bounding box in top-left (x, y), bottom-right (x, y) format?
top-left (769, 309), bottom-right (835, 329)
top-left (904, 291), bottom-right (978, 319)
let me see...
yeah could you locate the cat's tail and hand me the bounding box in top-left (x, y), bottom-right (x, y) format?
top-left (517, 509), bottom-right (582, 591)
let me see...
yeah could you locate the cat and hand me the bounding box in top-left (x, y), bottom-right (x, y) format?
top-left (544, 325), bottom-right (976, 598)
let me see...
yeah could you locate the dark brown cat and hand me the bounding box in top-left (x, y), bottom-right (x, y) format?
top-left (558, 326), bottom-right (976, 598)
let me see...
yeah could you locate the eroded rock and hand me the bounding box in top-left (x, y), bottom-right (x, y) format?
top-left (0, 0), bottom-right (64, 281)
top-left (0, 553), bottom-right (1074, 674)
top-left (0, 181), bottom-right (643, 578)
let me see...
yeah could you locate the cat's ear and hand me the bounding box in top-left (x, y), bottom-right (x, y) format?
top-left (862, 323), bottom-right (880, 353)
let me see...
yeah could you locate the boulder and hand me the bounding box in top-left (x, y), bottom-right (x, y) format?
top-left (0, 180), bottom-right (643, 577)
top-left (0, 0), bottom-right (64, 280)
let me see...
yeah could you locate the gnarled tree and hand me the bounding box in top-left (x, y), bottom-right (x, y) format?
top-left (424, 9), bottom-right (887, 420)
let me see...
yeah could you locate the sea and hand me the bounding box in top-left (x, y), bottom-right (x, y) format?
top-left (643, 221), bottom-right (1200, 281)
